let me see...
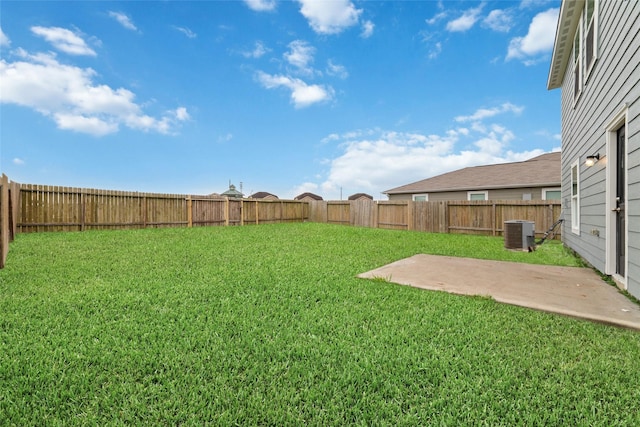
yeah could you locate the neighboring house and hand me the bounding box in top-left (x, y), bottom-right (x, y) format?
top-left (221, 184), bottom-right (243, 199)
top-left (348, 193), bottom-right (374, 201)
top-left (384, 152), bottom-right (561, 202)
top-left (547, 0), bottom-right (640, 299)
top-left (249, 192), bottom-right (279, 200)
top-left (294, 192), bottom-right (323, 202)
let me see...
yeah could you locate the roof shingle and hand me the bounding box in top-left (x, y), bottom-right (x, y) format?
top-left (384, 152), bottom-right (561, 195)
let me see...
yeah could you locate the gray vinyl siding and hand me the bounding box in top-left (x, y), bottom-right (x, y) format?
top-left (387, 187), bottom-right (551, 202)
top-left (558, 0), bottom-right (640, 297)
top-left (628, 98), bottom-right (640, 297)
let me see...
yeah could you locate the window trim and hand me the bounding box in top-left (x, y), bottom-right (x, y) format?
top-left (571, 160), bottom-right (580, 234)
top-left (412, 194), bottom-right (428, 202)
top-left (584, 0), bottom-right (598, 82)
top-left (542, 187), bottom-right (562, 201)
top-left (572, 18), bottom-right (583, 104)
top-left (467, 191), bottom-right (488, 201)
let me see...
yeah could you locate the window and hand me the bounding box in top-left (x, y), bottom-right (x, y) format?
top-left (571, 161), bottom-right (580, 234)
top-left (584, 0), bottom-right (597, 78)
top-left (412, 194), bottom-right (428, 201)
top-left (542, 187), bottom-right (562, 200)
top-left (573, 23), bottom-right (582, 101)
top-left (468, 191), bottom-right (488, 201)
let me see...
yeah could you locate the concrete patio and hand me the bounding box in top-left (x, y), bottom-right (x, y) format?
top-left (358, 254), bottom-right (640, 330)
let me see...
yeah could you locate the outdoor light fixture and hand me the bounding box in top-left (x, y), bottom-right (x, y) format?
top-left (585, 153), bottom-right (600, 167)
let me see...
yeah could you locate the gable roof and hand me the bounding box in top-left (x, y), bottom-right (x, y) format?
top-left (250, 191), bottom-right (278, 199)
top-left (348, 193), bottom-right (373, 201)
top-left (294, 192), bottom-right (323, 201)
top-left (384, 152), bottom-right (561, 195)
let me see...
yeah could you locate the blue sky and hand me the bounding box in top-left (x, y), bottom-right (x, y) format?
top-left (1, 0), bottom-right (561, 199)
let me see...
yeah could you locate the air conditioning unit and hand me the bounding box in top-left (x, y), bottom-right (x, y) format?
top-left (504, 220), bottom-right (535, 251)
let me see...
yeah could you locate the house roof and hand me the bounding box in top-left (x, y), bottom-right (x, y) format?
top-left (548, 0), bottom-right (584, 89)
top-left (384, 152), bottom-right (561, 195)
top-left (294, 192), bottom-right (323, 201)
top-left (348, 193), bottom-right (373, 200)
top-left (250, 191), bottom-right (278, 199)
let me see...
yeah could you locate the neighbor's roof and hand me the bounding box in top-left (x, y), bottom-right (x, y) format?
top-left (548, 0), bottom-right (584, 89)
top-left (348, 193), bottom-right (373, 200)
top-left (250, 191), bottom-right (278, 199)
top-left (384, 152), bottom-right (561, 195)
top-left (294, 192), bottom-right (323, 201)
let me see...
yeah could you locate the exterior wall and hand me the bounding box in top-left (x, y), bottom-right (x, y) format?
top-left (559, 0), bottom-right (640, 297)
top-left (387, 187), bottom-right (552, 202)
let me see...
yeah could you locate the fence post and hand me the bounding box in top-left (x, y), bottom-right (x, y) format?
top-left (492, 203), bottom-right (496, 236)
top-left (1, 174), bottom-right (9, 268)
top-left (187, 196), bottom-right (193, 228)
top-left (225, 197), bottom-right (230, 226)
top-left (374, 201), bottom-right (379, 228)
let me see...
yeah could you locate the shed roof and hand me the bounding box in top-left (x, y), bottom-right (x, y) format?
top-left (249, 191), bottom-right (278, 199)
top-left (294, 192), bottom-right (323, 201)
top-left (384, 152), bottom-right (561, 195)
top-left (348, 193), bottom-right (373, 200)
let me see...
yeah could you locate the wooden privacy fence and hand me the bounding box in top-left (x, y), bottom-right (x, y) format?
top-left (14, 184), bottom-right (308, 233)
top-left (308, 199), bottom-right (562, 239)
top-left (0, 178), bottom-right (562, 269)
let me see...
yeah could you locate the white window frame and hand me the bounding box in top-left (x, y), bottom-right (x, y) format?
top-left (572, 19), bottom-right (582, 104)
top-left (571, 160), bottom-right (580, 234)
top-left (412, 194), bottom-right (428, 201)
top-left (467, 191), bottom-right (488, 201)
top-left (584, 0), bottom-right (598, 82)
top-left (542, 187), bottom-right (562, 201)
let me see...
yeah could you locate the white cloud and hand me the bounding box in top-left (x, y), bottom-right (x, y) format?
top-left (255, 71), bottom-right (334, 108)
top-left (290, 181), bottom-right (320, 198)
top-left (284, 40), bottom-right (316, 75)
top-left (243, 0), bottom-right (277, 12)
top-left (361, 20), bottom-right (374, 38)
top-left (13, 158), bottom-right (25, 166)
top-left (428, 42), bottom-right (442, 60)
top-left (483, 9), bottom-right (513, 32)
top-left (426, 11), bottom-right (447, 26)
top-left (108, 11), bottom-right (138, 31)
top-left (31, 26), bottom-right (96, 56)
top-left (297, 0), bottom-right (362, 34)
top-left (455, 103), bottom-right (524, 122)
top-left (507, 8), bottom-right (559, 64)
top-left (446, 4), bottom-right (484, 32)
top-left (173, 26), bottom-right (197, 39)
top-left (0, 49), bottom-right (188, 136)
top-left (242, 41), bottom-right (270, 58)
top-left (174, 107), bottom-right (190, 121)
top-left (301, 101), bottom-right (548, 199)
top-left (310, 125), bottom-right (544, 200)
top-left (0, 27), bottom-right (10, 47)
top-left (326, 60), bottom-right (348, 79)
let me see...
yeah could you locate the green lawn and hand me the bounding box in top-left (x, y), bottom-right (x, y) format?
top-left (1, 223), bottom-right (639, 425)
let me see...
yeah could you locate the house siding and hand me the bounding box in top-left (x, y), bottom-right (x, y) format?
top-left (558, 0), bottom-right (640, 298)
top-left (387, 187), bottom-right (551, 202)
